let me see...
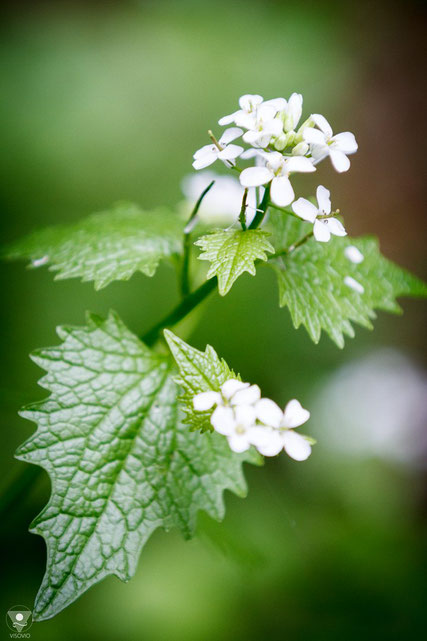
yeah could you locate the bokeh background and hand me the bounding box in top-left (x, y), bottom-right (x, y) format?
top-left (1, 1), bottom-right (426, 639)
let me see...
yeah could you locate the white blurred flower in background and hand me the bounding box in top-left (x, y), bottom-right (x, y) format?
top-left (312, 349), bottom-right (427, 467)
top-left (181, 171), bottom-right (258, 226)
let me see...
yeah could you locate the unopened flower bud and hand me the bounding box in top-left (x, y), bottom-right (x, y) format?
top-left (273, 133), bottom-right (288, 151)
top-left (292, 142), bottom-right (309, 156)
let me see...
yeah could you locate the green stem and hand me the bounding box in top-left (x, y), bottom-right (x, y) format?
top-left (239, 189), bottom-right (248, 231)
top-left (269, 204), bottom-right (303, 221)
top-left (272, 230), bottom-right (314, 259)
top-left (143, 278), bottom-right (217, 346)
top-left (181, 180), bottom-right (215, 297)
top-left (248, 184), bottom-right (271, 230)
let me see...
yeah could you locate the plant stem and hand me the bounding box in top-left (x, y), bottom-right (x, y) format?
top-left (273, 230), bottom-right (314, 259)
top-left (248, 184), bottom-right (271, 230)
top-left (181, 180), bottom-right (215, 297)
top-left (269, 204), bottom-right (303, 220)
top-left (143, 278), bottom-right (217, 346)
top-left (239, 189), bottom-right (248, 231)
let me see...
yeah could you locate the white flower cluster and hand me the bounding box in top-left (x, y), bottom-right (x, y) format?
top-left (193, 378), bottom-right (312, 461)
top-left (192, 92), bottom-right (358, 243)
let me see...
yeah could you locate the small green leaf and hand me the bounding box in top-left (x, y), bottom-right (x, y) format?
top-left (17, 312), bottom-right (256, 620)
top-left (195, 229), bottom-right (274, 295)
top-left (5, 202), bottom-right (184, 289)
top-left (164, 329), bottom-right (236, 433)
top-left (270, 218), bottom-right (427, 347)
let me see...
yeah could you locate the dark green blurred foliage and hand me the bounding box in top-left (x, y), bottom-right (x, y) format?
top-left (1, 1), bottom-right (426, 640)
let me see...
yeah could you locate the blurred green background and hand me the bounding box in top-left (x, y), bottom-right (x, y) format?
top-left (1, 1), bottom-right (426, 639)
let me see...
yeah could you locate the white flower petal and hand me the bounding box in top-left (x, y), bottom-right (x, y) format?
top-left (242, 129), bottom-right (264, 146)
top-left (344, 245), bottom-right (364, 264)
top-left (292, 198), bottom-right (318, 223)
top-left (329, 149), bottom-right (350, 173)
top-left (218, 115), bottom-right (234, 126)
top-left (221, 379), bottom-right (249, 399)
top-left (328, 217), bottom-right (347, 237)
top-left (311, 113), bottom-right (333, 137)
top-left (265, 151), bottom-right (283, 171)
top-left (270, 176), bottom-right (295, 207)
top-left (232, 384), bottom-right (261, 406)
top-left (217, 144), bottom-right (243, 160)
top-left (218, 110), bottom-right (241, 126)
top-left (240, 166), bottom-right (273, 188)
top-left (253, 133), bottom-right (273, 148)
top-left (282, 399), bottom-right (310, 428)
top-left (211, 406), bottom-right (236, 435)
top-left (285, 156), bottom-right (316, 173)
top-left (240, 148), bottom-right (262, 159)
top-left (255, 398), bottom-right (283, 428)
top-left (332, 131), bottom-right (358, 154)
top-left (310, 144), bottom-right (328, 161)
top-left (316, 185), bottom-right (331, 215)
top-left (282, 431), bottom-right (312, 461)
top-left (344, 275), bottom-right (364, 294)
top-left (263, 118), bottom-right (283, 136)
top-left (193, 391), bottom-right (221, 411)
top-left (250, 427), bottom-right (283, 457)
top-left (257, 103), bottom-right (278, 122)
top-left (227, 432), bottom-right (251, 453)
top-left (263, 97), bottom-right (288, 111)
top-left (219, 127), bottom-right (243, 145)
top-left (192, 154), bottom-right (218, 170)
top-left (235, 112), bottom-right (258, 129)
top-left (234, 404), bottom-right (257, 427)
top-left (193, 144), bottom-right (217, 160)
top-left (239, 94), bottom-right (263, 111)
top-left (313, 219), bottom-right (331, 242)
top-left (287, 93), bottom-right (303, 130)
top-left (303, 127), bottom-right (327, 146)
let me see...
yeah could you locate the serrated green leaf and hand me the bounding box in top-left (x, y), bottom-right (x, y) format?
top-left (5, 202), bottom-right (184, 289)
top-left (195, 229), bottom-right (274, 296)
top-left (164, 329), bottom-right (236, 433)
top-left (269, 217), bottom-right (427, 347)
top-left (267, 207), bottom-right (308, 251)
top-left (16, 312), bottom-right (256, 620)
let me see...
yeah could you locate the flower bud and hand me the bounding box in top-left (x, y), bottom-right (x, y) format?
top-left (273, 134), bottom-right (288, 151)
top-left (292, 142), bottom-right (309, 156)
top-left (297, 117), bottom-right (314, 134)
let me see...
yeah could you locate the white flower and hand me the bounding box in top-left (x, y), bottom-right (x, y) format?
top-left (193, 378), bottom-right (260, 411)
top-left (218, 94), bottom-right (263, 127)
top-left (193, 390), bottom-right (221, 411)
top-left (240, 151), bottom-right (315, 207)
top-left (344, 275), bottom-right (364, 294)
top-left (303, 114), bottom-right (358, 172)
top-left (192, 128), bottom-right (244, 170)
top-left (344, 245), bottom-right (364, 264)
top-left (181, 171), bottom-right (258, 226)
top-left (255, 398), bottom-right (312, 460)
top-left (241, 103), bottom-right (283, 148)
top-left (265, 92), bottom-right (303, 133)
top-left (292, 185), bottom-right (347, 242)
top-left (193, 379), bottom-right (314, 460)
top-left (211, 404), bottom-right (261, 453)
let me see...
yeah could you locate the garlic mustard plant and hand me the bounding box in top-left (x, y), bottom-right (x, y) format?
top-left (3, 90), bottom-right (426, 623)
